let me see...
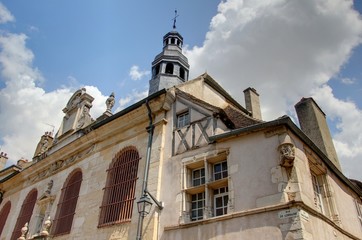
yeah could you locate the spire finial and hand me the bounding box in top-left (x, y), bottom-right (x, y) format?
top-left (172, 10), bottom-right (179, 29)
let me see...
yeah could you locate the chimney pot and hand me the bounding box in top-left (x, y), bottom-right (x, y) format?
top-left (243, 87), bottom-right (262, 120)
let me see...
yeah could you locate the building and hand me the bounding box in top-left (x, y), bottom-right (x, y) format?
top-left (0, 25), bottom-right (361, 240)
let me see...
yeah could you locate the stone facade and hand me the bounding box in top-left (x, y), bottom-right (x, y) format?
top-left (0, 29), bottom-right (361, 240)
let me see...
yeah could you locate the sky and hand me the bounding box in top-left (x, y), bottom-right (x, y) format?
top-left (0, 0), bottom-right (361, 180)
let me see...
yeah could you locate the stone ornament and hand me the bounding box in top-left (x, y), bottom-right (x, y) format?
top-left (278, 143), bottom-right (295, 167)
top-left (277, 133), bottom-right (295, 167)
top-left (40, 217), bottom-right (52, 236)
top-left (17, 222), bottom-right (28, 240)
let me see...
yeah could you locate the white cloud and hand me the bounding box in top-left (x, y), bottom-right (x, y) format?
top-left (116, 89), bottom-right (148, 111)
top-left (0, 2), bottom-right (14, 24)
top-left (0, 32), bottom-right (106, 165)
top-left (129, 65), bottom-right (150, 81)
top-left (311, 85), bottom-right (362, 178)
top-left (185, 0), bottom-right (362, 179)
top-left (340, 77), bottom-right (355, 85)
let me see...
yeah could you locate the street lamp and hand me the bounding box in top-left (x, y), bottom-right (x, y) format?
top-left (137, 194), bottom-right (153, 217)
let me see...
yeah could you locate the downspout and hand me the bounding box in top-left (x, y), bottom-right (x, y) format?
top-left (136, 99), bottom-right (155, 240)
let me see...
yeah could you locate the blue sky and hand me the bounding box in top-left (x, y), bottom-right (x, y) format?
top-left (1, 1), bottom-right (220, 95)
top-left (0, 0), bottom-right (361, 180)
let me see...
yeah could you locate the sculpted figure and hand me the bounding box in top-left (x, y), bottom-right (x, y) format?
top-left (77, 106), bottom-right (92, 129)
top-left (106, 92), bottom-right (115, 112)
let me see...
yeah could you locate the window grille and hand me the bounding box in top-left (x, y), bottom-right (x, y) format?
top-left (11, 189), bottom-right (37, 240)
top-left (52, 170), bottom-right (82, 236)
top-left (0, 201), bottom-right (11, 236)
top-left (99, 146), bottom-right (140, 226)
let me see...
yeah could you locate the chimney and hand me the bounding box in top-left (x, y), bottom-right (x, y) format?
top-left (243, 87), bottom-right (262, 120)
top-left (295, 97), bottom-right (341, 171)
top-left (0, 152), bottom-right (8, 170)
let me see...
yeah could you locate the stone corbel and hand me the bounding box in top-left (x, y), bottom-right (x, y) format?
top-left (278, 134), bottom-right (295, 167)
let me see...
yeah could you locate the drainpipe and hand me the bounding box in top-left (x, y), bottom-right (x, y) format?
top-left (136, 99), bottom-right (155, 240)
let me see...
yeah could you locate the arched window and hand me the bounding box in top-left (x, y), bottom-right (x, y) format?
top-left (0, 201), bottom-right (11, 236)
top-left (52, 170), bottom-right (82, 236)
top-left (165, 63), bottom-right (174, 74)
top-left (180, 68), bottom-right (185, 80)
top-left (153, 64), bottom-right (160, 77)
top-left (99, 146), bottom-right (140, 226)
top-left (11, 189), bottom-right (37, 240)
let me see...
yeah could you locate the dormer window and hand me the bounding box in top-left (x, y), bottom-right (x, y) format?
top-left (177, 111), bottom-right (190, 128)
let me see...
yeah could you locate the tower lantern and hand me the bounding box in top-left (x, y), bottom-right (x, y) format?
top-left (148, 12), bottom-right (190, 95)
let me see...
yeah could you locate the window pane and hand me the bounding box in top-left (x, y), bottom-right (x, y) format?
top-left (177, 111), bottom-right (190, 128)
top-left (192, 168), bottom-right (205, 187)
top-left (216, 208), bottom-right (223, 216)
top-left (215, 173), bottom-right (221, 181)
top-left (215, 197), bottom-right (223, 207)
top-left (213, 161), bottom-right (227, 181)
top-left (213, 187), bottom-right (228, 217)
top-left (191, 195), bottom-right (196, 201)
top-left (198, 209), bottom-right (203, 217)
top-left (191, 192), bottom-right (205, 221)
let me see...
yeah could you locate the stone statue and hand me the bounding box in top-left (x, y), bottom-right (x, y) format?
top-left (45, 180), bottom-right (53, 195)
top-left (106, 92), bottom-right (115, 112)
top-left (77, 106), bottom-right (92, 129)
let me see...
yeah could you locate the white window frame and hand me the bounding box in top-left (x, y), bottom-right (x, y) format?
top-left (213, 187), bottom-right (228, 217)
top-left (192, 168), bottom-right (205, 187)
top-left (312, 173), bottom-right (325, 214)
top-left (213, 161), bottom-right (228, 181)
top-left (177, 111), bottom-right (190, 128)
top-left (191, 192), bottom-right (205, 221)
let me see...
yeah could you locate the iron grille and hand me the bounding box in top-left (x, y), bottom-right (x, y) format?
top-left (99, 147), bottom-right (140, 226)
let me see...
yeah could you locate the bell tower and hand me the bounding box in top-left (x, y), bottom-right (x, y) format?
top-left (148, 11), bottom-right (190, 95)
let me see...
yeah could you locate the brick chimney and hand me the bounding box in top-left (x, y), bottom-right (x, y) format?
top-left (243, 87), bottom-right (262, 120)
top-left (295, 97), bottom-right (341, 171)
top-left (0, 152), bottom-right (8, 170)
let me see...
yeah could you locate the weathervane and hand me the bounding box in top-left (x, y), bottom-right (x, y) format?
top-left (172, 10), bottom-right (179, 29)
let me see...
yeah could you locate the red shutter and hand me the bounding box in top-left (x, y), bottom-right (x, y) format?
top-left (11, 189), bottom-right (37, 240)
top-left (0, 201), bottom-right (11, 236)
top-left (52, 170), bottom-right (82, 236)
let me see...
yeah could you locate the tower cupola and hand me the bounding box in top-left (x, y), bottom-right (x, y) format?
top-left (148, 11), bottom-right (190, 95)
